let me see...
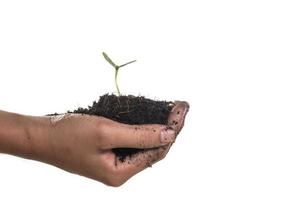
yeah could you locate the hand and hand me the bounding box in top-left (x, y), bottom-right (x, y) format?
top-left (0, 101), bottom-right (189, 187)
top-left (43, 101), bottom-right (189, 186)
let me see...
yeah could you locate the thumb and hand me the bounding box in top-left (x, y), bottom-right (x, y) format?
top-left (105, 123), bottom-right (176, 149)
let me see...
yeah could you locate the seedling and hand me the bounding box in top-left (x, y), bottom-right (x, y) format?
top-left (102, 52), bottom-right (136, 96)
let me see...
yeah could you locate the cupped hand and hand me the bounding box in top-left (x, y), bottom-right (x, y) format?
top-left (42, 101), bottom-right (189, 186)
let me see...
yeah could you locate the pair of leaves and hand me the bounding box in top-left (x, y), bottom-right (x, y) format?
top-left (102, 52), bottom-right (136, 69)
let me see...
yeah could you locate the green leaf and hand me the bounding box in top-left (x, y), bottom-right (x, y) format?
top-left (102, 52), bottom-right (118, 68)
top-left (119, 60), bottom-right (137, 68)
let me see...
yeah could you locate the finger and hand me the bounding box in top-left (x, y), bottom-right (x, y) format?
top-left (160, 101), bottom-right (190, 156)
top-left (114, 146), bottom-right (169, 181)
top-left (168, 101), bottom-right (190, 135)
top-left (103, 123), bottom-right (176, 149)
top-left (153, 101), bottom-right (189, 167)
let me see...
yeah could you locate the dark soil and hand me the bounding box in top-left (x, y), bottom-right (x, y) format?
top-left (70, 94), bottom-right (174, 161)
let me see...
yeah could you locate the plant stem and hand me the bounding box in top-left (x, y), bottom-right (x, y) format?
top-left (114, 68), bottom-right (121, 96)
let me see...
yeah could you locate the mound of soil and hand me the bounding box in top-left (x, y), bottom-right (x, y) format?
top-left (70, 94), bottom-right (174, 161)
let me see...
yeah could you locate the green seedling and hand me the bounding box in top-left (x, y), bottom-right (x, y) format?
top-left (102, 52), bottom-right (136, 96)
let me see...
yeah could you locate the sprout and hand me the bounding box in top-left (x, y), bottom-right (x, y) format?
top-left (102, 52), bottom-right (136, 96)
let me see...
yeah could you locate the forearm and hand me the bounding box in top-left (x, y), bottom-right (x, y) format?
top-left (0, 110), bottom-right (50, 161)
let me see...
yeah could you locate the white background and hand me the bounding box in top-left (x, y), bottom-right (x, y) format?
top-left (0, 0), bottom-right (300, 199)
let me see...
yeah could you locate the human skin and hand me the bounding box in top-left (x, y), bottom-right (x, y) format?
top-left (0, 101), bottom-right (189, 186)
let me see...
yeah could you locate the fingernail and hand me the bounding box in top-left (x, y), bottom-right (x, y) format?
top-left (160, 129), bottom-right (176, 144)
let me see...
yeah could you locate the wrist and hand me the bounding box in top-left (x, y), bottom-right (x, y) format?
top-left (0, 110), bottom-right (52, 162)
top-left (22, 115), bottom-right (53, 162)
